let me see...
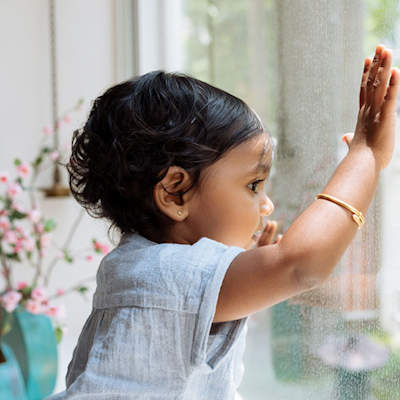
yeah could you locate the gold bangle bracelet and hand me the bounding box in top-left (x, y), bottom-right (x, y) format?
top-left (314, 193), bottom-right (365, 229)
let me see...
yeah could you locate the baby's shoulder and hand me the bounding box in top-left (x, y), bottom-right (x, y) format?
top-left (93, 234), bottom-right (245, 312)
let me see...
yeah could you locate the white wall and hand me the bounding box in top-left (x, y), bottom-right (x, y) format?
top-left (0, 0), bottom-right (117, 394)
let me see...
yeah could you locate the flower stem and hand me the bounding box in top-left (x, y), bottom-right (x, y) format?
top-left (47, 275), bottom-right (95, 300)
top-left (43, 208), bottom-right (85, 286)
top-left (0, 254), bottom-right (13, 290)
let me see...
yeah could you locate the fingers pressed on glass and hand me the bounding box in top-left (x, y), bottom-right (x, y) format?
top-left (258, 221), bottom-right (277, 246)
top-left (372, 49), bottom-right (392, 114)
top-left (360, 58), bottom-right (371, 109)
top-left (381, 68), bottom-right (400, 116)
top-left (366, 45), bottom-right (384, 109)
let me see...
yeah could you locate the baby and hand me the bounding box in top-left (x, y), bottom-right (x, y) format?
top-left (48, 44), bottom-right (399, 399)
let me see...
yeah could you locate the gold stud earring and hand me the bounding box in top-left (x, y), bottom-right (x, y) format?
top-left (177, 210), bottom-right (183, 216)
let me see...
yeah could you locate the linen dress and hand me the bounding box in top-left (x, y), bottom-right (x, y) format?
top-left (48, 232), bottom-right (249, 399)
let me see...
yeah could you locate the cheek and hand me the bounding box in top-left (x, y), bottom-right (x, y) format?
top-left (229, 190), bottom-right (260, 230)
top-left (194, 181), bottom-right (259, 232)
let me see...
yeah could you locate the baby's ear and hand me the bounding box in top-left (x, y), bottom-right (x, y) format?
top-left (153, 166), bottom-right (193, 221)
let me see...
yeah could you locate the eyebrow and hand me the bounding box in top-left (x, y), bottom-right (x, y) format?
top-left (245, 160), bottom-right (272, 177)
top-left (252, 161), bottom-right (271, 174)
top-left (245, 135), bottom-right (274, 176)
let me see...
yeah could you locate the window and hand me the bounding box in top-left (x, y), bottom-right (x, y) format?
top-left (129, 1), bottom-right (400, 398)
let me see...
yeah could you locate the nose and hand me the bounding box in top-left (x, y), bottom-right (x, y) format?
top-left (260, 196), bottom-right (274, 216)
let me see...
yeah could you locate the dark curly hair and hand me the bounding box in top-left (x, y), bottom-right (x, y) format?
top-left (67, 70), bottom-right (265, 243)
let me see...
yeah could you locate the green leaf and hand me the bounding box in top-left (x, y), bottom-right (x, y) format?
top-left (54, 326), bottom-right (63, 344)
top-left (63, 251), bottom-right (73, 263)
top-left (78, 286), bottom-right (88, 294)
top-left (9, 210), bottom-right (26, 220)
top-left (1, 321), bottom-right (11, 336)
top-left (0, 309), bottom-right (12, 336)
top-left (5, 252), bottom-right (21, 262)
top-left (26, 251), bottom-right (32, 260)
top-left (44, 219), bottom-right (56, 232)
top-left (42, 147), bottom-right (51, 154)
top-left (14, 158), bottom-right (21, 166)
top-left (20, 286), bottom-right (32, 298)
top-left (33, 156), bottom-right (43, 167)
top-left (75, 98), bottom-right (85, 109)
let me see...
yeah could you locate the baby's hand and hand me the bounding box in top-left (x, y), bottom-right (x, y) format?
top-left (350, 44), bottom-right (400, 170)
top-left (254, 220), bottom-right (282, 247)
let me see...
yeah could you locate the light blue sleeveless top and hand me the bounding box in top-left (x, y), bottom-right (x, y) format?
top-left (47, 232), bottom-right (248, 399)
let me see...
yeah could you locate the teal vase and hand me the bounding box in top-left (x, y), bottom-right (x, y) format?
top-left (0, 343), bottom-right (27, 400)
top-left (3, 307), bottom-right (58, 400)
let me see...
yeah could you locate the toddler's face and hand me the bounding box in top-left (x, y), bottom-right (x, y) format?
top-left (187, 132), bottom-right (274, 248)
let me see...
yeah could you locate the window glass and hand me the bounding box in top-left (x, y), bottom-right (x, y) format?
top-left (181, 1), bottom-right (400, 399)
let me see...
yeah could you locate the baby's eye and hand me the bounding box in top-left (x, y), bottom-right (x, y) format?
top-left (248, 179), bottom-right (264, 194)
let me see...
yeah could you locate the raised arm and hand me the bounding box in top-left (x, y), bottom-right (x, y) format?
top-left (213, 45), bottom-right (399, 323)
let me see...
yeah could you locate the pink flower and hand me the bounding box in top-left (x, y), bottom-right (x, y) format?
top-left (4, 230), bottom-right (18, 244)
top-left (45, 304), bottom-right (66, 319)
top-left (0, 171), bottom-right (10, 184)
top-left (1, 291), bottom-right (22, 312)
top-left (56, 250), bottom-right (64, 259)
top-left (56, 121), bottom-right (61, 130)
top-left (35, 222), bottom-right (44, 234)
top-left (0, 216), bottom-right (10, 232)
top-left (49, 151), bottom-right (59, 161)
top-left (16, 162), bottom-right (31, 178)
top-left (14, 239), bottom-right (24, 253)
top-left (31, 287), bottom-right (46, 301)
top-left (85, 255), bottom-right (93, 262)
top-left (25, 299), bottom-right (42, 314)
top-left (41, 299), bottom-right (49, 307)
top-left (43, 125), bottom-right (53, 136)
top-left (7, 183), bottom-right (22, 197)
top-left (63, 114), bottom-right (71, 123)
top-left (14, 225), bottom-right (26, 237)
top-left (40, 233), bottom-right (52, 248)
top-left (56, 288), bottom-right (65, 296)
top-left (23, 237), bottom-right (35, 252)
top-left (94, 240), bottom-right (109, 255)
top-left (17, 282), bottom-right (28, 290)
top-left (28, 208), bottom-right (41, 224)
